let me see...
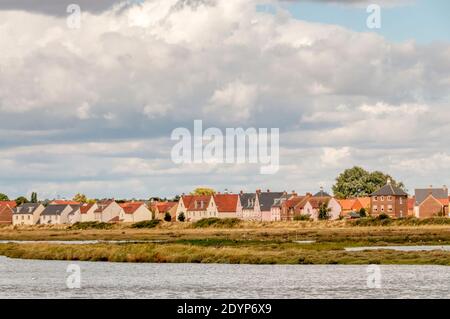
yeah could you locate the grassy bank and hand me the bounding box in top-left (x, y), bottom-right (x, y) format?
top-left (1, 241), bottom-right (450, 265)
top-left (1, 219), bottom-right (450, 265)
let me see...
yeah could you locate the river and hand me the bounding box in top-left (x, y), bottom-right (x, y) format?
top-left (0, 256), bottom-right (449, 298)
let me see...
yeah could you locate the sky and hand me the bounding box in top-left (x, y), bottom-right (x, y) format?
top-left (0, 0), bottom-right (449, 200)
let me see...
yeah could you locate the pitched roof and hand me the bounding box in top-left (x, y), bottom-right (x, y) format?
top-left (94, 200), bottom-right (115, 213)
top-left (306, 197), bottom-right (330, 209)
top-left (356, 197), bottom-right (371, 208)
top-left (239, 193), bottom-right (257, 209)
top-left (14, 203), bottom-right (41, 215)
top-left (371, 183), bottom-right (408, 196)
top-left (258, 192), bottom-right (286, 212)
top-left (183, 195), bottom-right (211, 211)
top-left (0, 201), bottom-right (17, 208)
top-left (120, 202), bottom-right (145, 214)
top-left (313, 190), bottom-right (331, 197)
top-left (50, 200), bottom-right (80, 205)
top-left (80, 203), bottom-right (95, 214)
top-left (213, 194), bottom-right (239, 212)
top-left (41, 204), bottom-right (78, 216)
top-left (415, 188), bottom-right (449, 205)
top-left (153, 201), bottom-right (177, 213)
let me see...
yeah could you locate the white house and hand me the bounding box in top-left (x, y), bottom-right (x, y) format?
top-left (94, 200), bottom-right (122, 223)
top-left (303, 197), bottom-right (342, 221)
top-left (13, 203), bottom-right (45, 225)
top-left (119, 202), bottom-right (152, 223)
top-left (176, 195), bottom-right (219, 222)
top-left (80, 203), bottom-right (98, 222)
top-left (40, 204), bottom-right (81, 225)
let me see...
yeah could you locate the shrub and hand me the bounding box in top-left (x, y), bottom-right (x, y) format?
top-left (359, 208), bottom-right (367, 218)
top-left (69, 222), bottom-right (113, 230)
top-left (294, 214), bottom-right (311, 221)
top-left (193, 218), bottom-right (241, 228)
top-left (178, 212), bottom-right (186, 222)
top-left (131, 220), bottom-right (161, 229)
top-left (377, 213), bottom-right (390, 220)
top-left (164, 212), bottom-right (172, 222)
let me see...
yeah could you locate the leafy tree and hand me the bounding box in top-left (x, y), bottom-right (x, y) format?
top-left (178, 212), bottom-right (186, 222)
top-left (318, 202), bottom-right (331, 220)
top-left (164, 212), bottom-right (172, 222)
top-left (0, 193), bottom-right (9, 201)
top-left (191, 188), bottom-right (216, 196)
top-left (73, 193), bottom-right (88, 203)
top-left (30, 192), bottom-right (38, 203)
top-left (332, 166), bottom-right (404, 199)
top-left (359, 207), bottom-right (367, 218)
top-left (15, 196), bottom-right (29, 206)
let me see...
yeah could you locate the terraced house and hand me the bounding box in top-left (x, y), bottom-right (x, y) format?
top-left (40, 204), bottom-right (81, 225)
top-left (176, 195), bottom-right (218, 222)
top-left (414, 186), bottom-right (449, 218)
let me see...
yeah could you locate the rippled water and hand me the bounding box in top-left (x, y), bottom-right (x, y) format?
top-left (1, 256), bottom-right (449, 298)
top-left (346, 245), bottom-right (450, 252)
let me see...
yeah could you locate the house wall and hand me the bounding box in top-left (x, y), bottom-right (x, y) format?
top-left (121, 205), bottom-right (152, 223)
top-left (418, 198), bottom-right (444, 218)
top-left (39, 206), bottom-right (72, 225)
top-left (13, 214), bottom-right (33, 225)
top-left (80, 204), bottom-right (98, 222)
top-left (371, 195), bottom-right (407, 218)
top-left (186, 199), bottom-right (218, 222)
top-left (0, 207), bottom-right (13, 224)
top-left (175, 198), bottom-right (187, 221)
top-left (302, 202), bottom-right (317, 220)
top-left (100, 202), bottom-right (123, 223)
top-left (328, 198), bottom-right (342, 220)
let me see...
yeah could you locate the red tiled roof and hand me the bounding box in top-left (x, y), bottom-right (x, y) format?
top-left (213, 194), bottom-right (238, 212)
top-left (51, 200), bottom-right (80, 205)
top-left (154, 201), bottom-right (177, 213)
top-left (356, 197), bottom-right (371, 208)
top-left (306, 197), bottom-right (330, 209)
top-left (0, 201), bottom-right (17, 208)
top-left (119, 202), bottom-right (144, 214)
top-left (80, 204), bottom-right (94, 214)
top-left (182, 195), bottom-right (211, 211)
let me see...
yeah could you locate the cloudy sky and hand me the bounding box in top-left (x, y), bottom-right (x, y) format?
top-left (0, 0), bottom-right (449, 200)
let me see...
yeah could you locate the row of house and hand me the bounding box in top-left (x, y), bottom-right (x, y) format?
top-left (0, 199), bottom-right (175, 226)
top-left (1, 180), bottom-right (449, 225)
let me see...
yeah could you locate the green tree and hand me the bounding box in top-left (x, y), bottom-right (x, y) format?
top-left (164, 212), bottom-right (172, 222)
top-left (30, 192), bottom-right (38, 203)
top-left (178, 212), bottom-right (186, 222)
top-left (191, 188), bottom-right (216, 196)
top-left (0, 193), bottom-right (9, 201)
top-left (15, 196), bottom-right (28, 206)
top-left (332, 166), bottom-right (404, 199)
top-left (359, 207), bottom-right (367, 218)
top-left (73, 193), bottom-right (88, 203)
top-left (318, 202), bottom-right (331, 220)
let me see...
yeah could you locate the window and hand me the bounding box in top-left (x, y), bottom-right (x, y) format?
top-left (21, 215), bottom-right (24, 220)
top-left (399, 197), bottom-right (403, 204)
top-left (374, 196), bottom-right (378, 201)
top-left (387, 196), bottom-right (392, 201)
top-left (380, 196), bottom-right (384, 201)
top-left (27, 215), bottom-right (30, 220)
top-left (388, 205), bottom-right (393, 212)
top-left (373, 205), bottom-right (378, 212)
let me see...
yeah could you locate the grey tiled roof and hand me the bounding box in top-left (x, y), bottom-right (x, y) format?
top-left (415, 188), bottom-right (448, 205)
top-left (371, 184), bottom-right (408, 196)
top-left (14, 203), bottom-right (41, 215)
top-left (258, 192), bottom-right (286, 212)
top-left (41, 204), bottom-right (80, 216)
top-left (313, 190), bottom-right (331, 197)
top-left (240, 193), bottom-right (256, 209)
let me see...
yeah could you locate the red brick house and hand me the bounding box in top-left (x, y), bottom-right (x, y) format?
top-left (370, 179), bottom-right (408, 217)
top-left (0, 205), bottom-right (14, 224)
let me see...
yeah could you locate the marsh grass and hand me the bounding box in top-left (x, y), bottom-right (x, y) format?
top-left (193, 218), bottom-right (241, 228)
top-left (69, 222), bottom-right (114, 230)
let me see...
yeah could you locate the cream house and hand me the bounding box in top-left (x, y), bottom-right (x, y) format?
top-left (94, 200), bottom-right (122, 222)
top-left (119, 202), bottom-right (152, 223)
top-left (303, 197), bottom-right (342, 220)
top-left (239, 191), bottom-right (261, 221)
top-left (80, 203), bottom-right (98, 222)
top-left (176, 195), bottom-right (219, 222)
top-left (13, 203), bottom-right (45, 225)
top-left (40, 204), bottom-right (81, 225)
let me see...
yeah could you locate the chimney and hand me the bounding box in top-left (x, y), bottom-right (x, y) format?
top-left (240, 190), bottom-right (243, 195)
top-left (256, 189), bottom-right (261, 194)
top-left (444, 185), bottom-right (448, 195)
top-left (267, 189), bottom-right (270, 193)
